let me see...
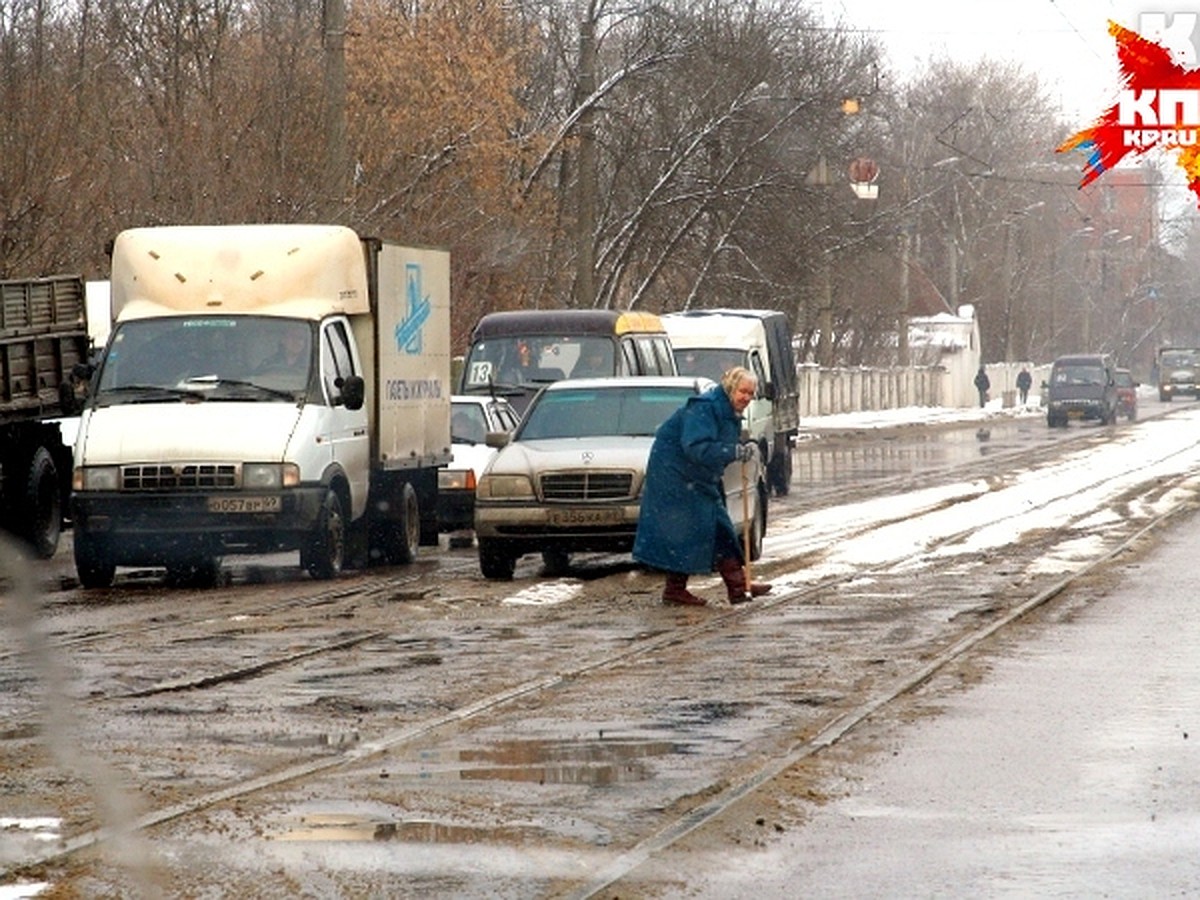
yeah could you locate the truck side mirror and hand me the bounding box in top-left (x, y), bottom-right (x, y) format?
top-left (339, 374), bottom-right (365, 410)
top-left (761, 382), bottom-right (776, 401)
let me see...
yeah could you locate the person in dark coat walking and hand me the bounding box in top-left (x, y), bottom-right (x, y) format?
top-left (633, 367), bottom-right (773, 606)
top-left (1016, 367), bottom-right (1032, 405)
top-left (974, 366), bottom-right (991, 408)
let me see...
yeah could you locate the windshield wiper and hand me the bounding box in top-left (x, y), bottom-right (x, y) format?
top-left (96, 384), bottom-right (206, 405)
top-left (182, 375), bottom-right (301, 402)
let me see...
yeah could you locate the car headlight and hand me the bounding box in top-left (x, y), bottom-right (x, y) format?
top-left (439, 468), bottom-right (477, 491)
top-left (74, 465), bottom-right (120, 491)
top-left (242, 463), bottom-right (300, 489)
top-left (477, 473), bottom-right (534, 499)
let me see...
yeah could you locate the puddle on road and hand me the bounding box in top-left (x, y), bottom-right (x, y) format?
top-left (272, 813), bottom-right (539, 844)
top-left (388, 736), bottom-right (681, 786)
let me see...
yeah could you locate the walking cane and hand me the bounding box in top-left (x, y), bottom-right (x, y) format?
top-left (741, 437), bottom-right (752, 593)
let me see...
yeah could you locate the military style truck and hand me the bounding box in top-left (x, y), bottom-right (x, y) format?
top-left (0, 275), bottom-right (92, 558)
top-left (1155, 346), bottom-right (1200, 401)
top-left (70, 224), bottom-right (451, 587)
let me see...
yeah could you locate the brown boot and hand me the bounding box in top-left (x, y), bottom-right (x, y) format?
top-left (717, 557), bottom-right (772, 604)
top-left (662, 573), bottom-right (707, 606)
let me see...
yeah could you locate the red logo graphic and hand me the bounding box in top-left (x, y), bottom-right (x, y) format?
top-left (1058, 20), bottom-right (1200, 204)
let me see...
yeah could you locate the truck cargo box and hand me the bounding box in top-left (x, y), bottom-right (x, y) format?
top-left (0, 275), bottom-right (89, 420)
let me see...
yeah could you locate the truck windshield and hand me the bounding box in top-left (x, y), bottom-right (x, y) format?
top-left (95, 316), bottom-right (313, 403)
top-left (1161, 351), bottom-right (1196, 369)
top-left (673, 347), bottom-right (745, 380)
top-left (461, 336), bottom-right (613, 389)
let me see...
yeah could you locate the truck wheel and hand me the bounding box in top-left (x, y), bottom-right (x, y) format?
top-left (479, 538), bottom-right (517, 580)
top-left (23, 447), bottom-right (61, 559)
top-left (74, 530), bottom-right (116, 589)
top-left (767, 443), bottom-right (792, 497)
top-left (373, 482), bottom-right (420, 565)
top-left (302, 490), bottom-right (345, 579)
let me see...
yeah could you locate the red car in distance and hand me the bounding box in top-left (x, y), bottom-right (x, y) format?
top-left (1114, 368), bottom-right (1138, 421)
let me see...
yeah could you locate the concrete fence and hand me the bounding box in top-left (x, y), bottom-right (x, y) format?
top-left (797, 364), bottom-right (946, 418)
top-left (796, 361), bottom-right (1050, 418)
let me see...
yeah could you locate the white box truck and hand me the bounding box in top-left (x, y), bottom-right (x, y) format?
top-left (663, 309), bottom-right (799, 495)
top-left (70, 224), bottom-right (451, 587)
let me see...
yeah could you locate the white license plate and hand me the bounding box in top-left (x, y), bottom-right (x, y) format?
top-left (546, 507), bottom-right (623, 526)
top-left (206, 496), bottom-right (281, 513)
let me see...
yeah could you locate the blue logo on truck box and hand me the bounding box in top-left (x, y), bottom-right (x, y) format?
top-left (394, 262), bottom-right (431, 354)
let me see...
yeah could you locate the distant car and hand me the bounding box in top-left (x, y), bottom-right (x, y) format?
top-left (473, 376), bottom-right (768, 580)
top-left (438, 395), bottom-right (521, 546)
top-left (1046, 354), bottom-right (1119, 428)
top-left (1114, 368), bottom-right (1138, 421)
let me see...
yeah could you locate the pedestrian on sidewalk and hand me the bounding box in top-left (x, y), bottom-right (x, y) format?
top-left (1016, 367), bottom-right (1032, 405)
top-left (633, 367), bottom-right (773, 607)
top-left (974, 365), bottom-right (991, 408)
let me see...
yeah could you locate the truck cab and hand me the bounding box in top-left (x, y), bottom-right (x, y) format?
top-left (71, 225), bottom-right (450, 587)
top-left (663, 309), bottom-right (799, 495)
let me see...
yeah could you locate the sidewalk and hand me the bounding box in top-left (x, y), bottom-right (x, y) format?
top-left (687, 496), bottom-right (1200, 897)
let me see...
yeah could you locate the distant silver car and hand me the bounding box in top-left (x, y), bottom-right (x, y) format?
top-left (473, 376), bottom-right (768, 580)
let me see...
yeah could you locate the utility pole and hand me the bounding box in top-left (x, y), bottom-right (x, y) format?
top-left (322, 0), bottom-right (349, 206)
top-left (807, 156), bottom-right (835, 368)
top-left (898, 226), bottom-right (911, 366)
top-left (573, 17), bottom-right (598, 309)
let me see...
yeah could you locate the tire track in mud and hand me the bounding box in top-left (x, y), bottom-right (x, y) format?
top-left (4, 414), bottom-right (1200, 895)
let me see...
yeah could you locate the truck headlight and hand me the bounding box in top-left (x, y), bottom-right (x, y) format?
top-left (74, 466), bottom-right (120, 491)
top-left (242, 463), bottom-right (300, 489)
top-left (477, 474), bottom-right (534, 499)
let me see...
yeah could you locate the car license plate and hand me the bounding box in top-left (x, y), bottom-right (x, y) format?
top-left (547, 507), bottom-right (622, 526)
top-left (206, 496), bottom-right (281, 513)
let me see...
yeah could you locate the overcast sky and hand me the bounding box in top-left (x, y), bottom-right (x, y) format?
top-left (814, 0), bottom-right (1170, 123)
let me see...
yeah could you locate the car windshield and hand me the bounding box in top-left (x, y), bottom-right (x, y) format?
top-left (518, 386), bottom-right (694, 439)
top-left (1053, 365), bottom-right (1105, 386)
top-left (95, 315), bottom-right (313, 404)
top-left (451, 403), bottom-right (489, 444)
top-left (1115, 372), bottom-right (1134, 387)
top-left (461, 336), bottom-right (613, 388)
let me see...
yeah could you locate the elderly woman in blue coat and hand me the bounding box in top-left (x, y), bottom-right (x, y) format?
top-left (633, 367), bottom-right (773, 606)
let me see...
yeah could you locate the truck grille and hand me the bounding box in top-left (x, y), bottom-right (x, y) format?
top-left (540, 471), bottom-right (634, 501)
top-left (122, 464), bottom-right (238, 491)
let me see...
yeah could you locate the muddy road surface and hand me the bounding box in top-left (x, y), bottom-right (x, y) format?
top-left (3, 400), bottom-right (1199, 897)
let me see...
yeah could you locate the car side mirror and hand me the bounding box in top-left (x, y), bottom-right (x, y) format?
top-left (339, 374), bottom-right (366, 410)
top-left (485, 431), bottom-right (510, 449)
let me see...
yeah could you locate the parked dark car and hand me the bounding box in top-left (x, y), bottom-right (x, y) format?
top-left (1114, 369), bottom-right (1137, 421)
top-left (1046, 354), bottom-right (1119, 427)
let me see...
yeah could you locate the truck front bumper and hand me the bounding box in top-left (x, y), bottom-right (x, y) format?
top-left (71, 487), bottom-right (328, 563)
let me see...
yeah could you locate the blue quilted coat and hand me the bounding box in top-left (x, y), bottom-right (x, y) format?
top-left (633, 384), bottom-right (742, 575)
